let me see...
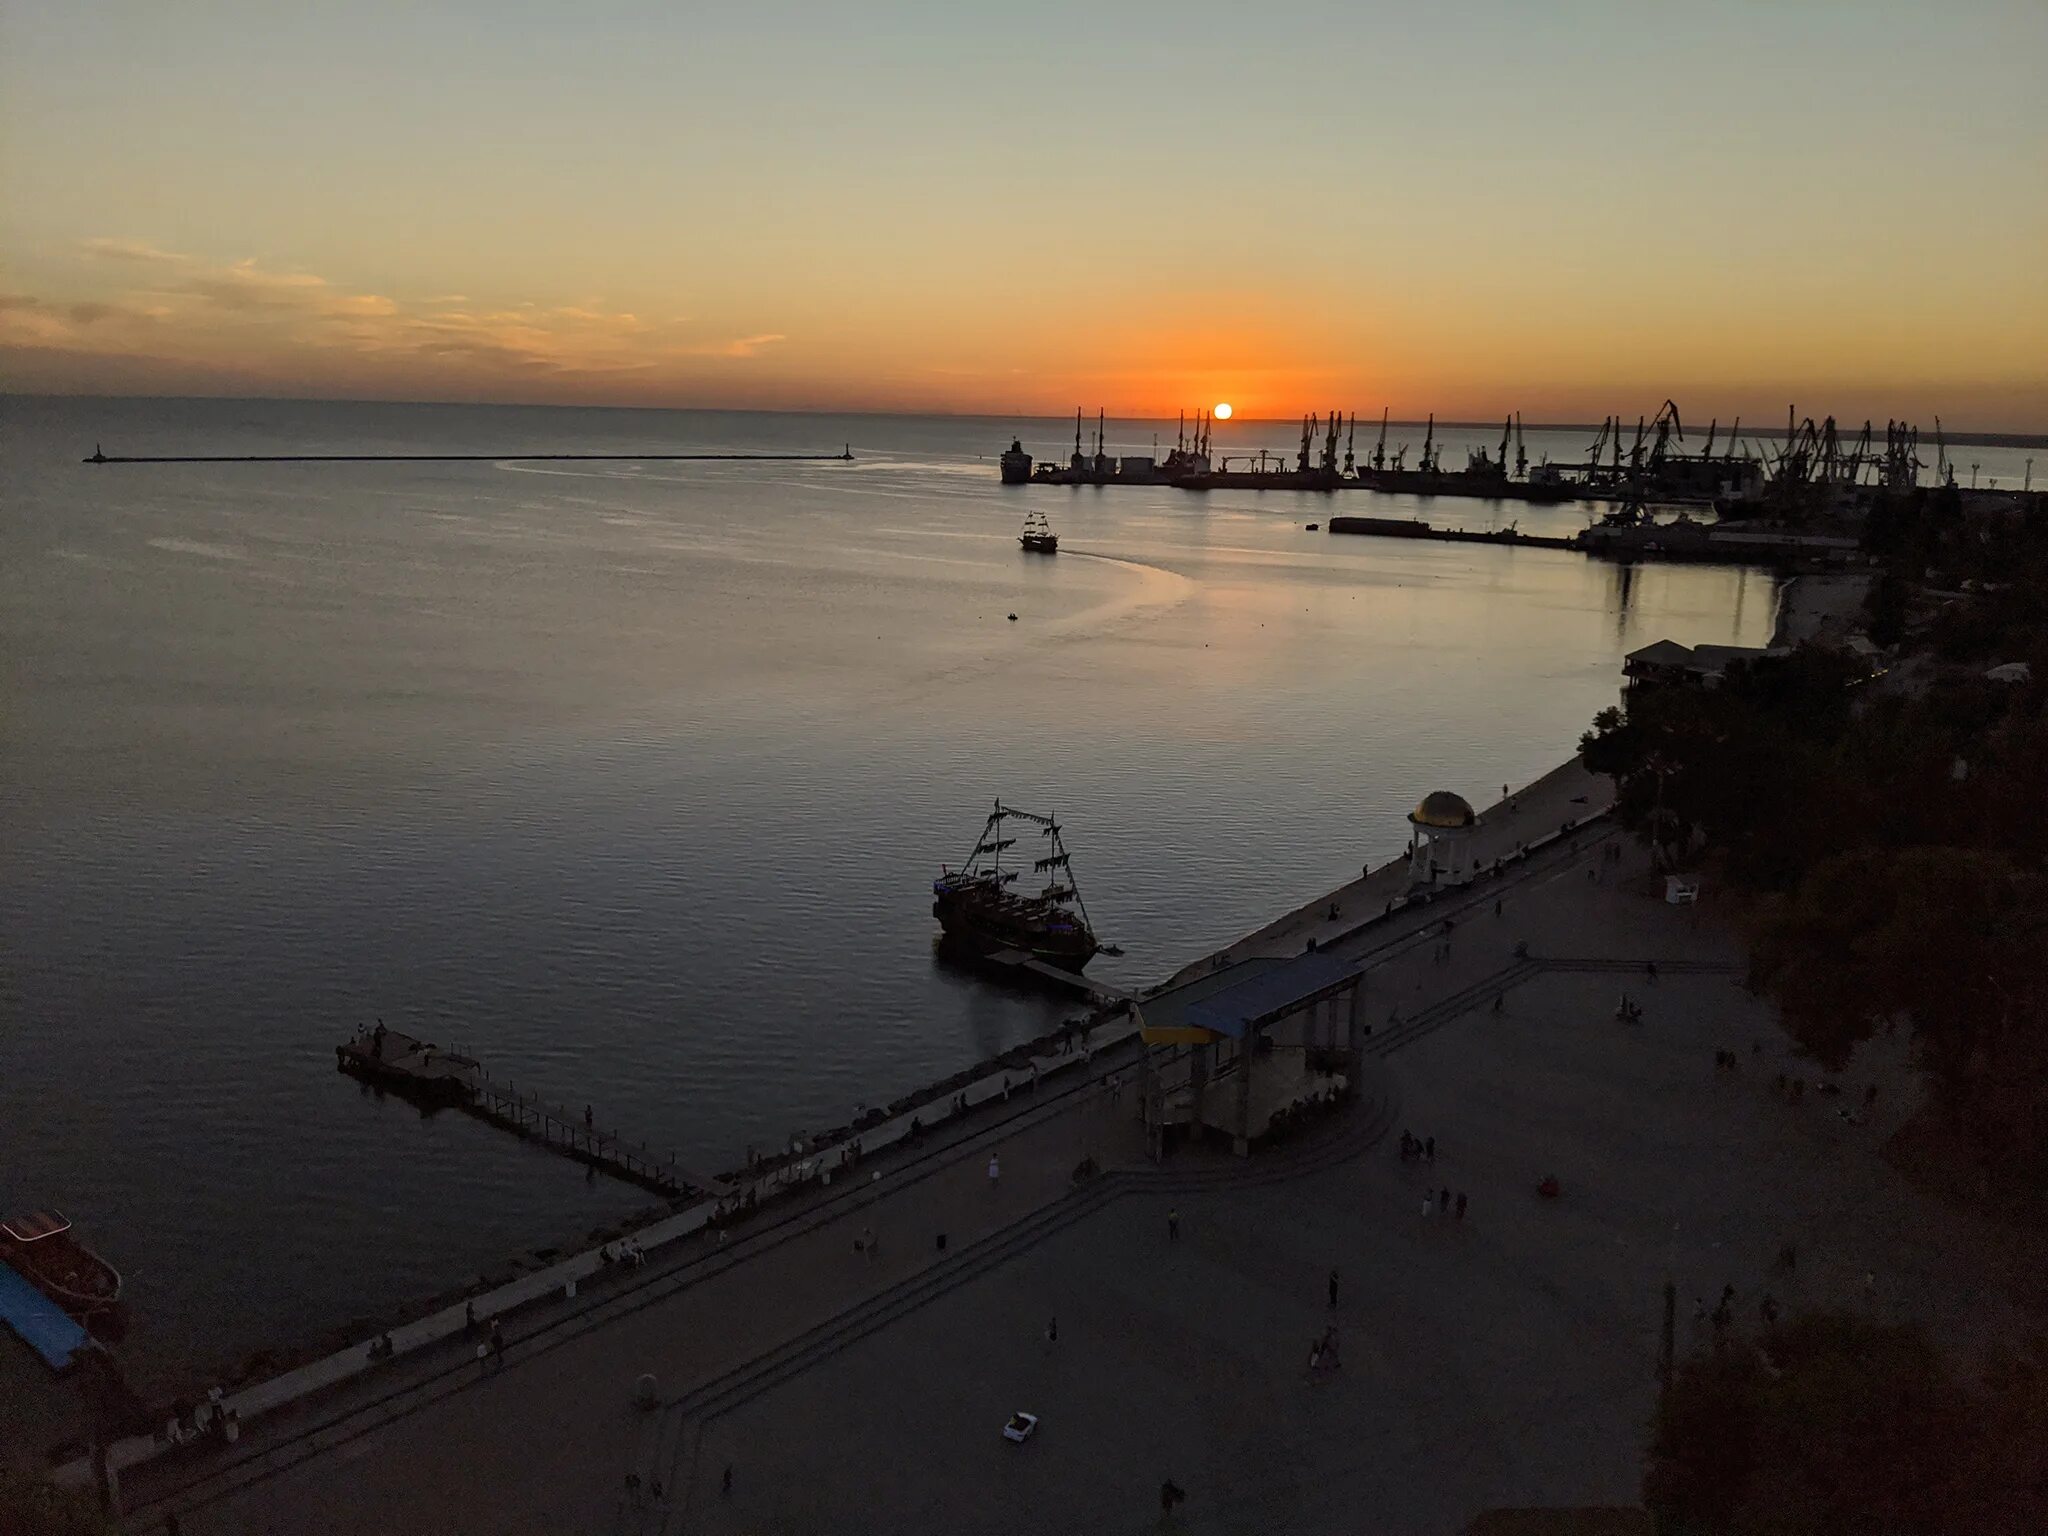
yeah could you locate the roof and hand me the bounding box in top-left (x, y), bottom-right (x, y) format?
top-left (1624, 639), bottom-right (1696, 668)
top-left (1410, 790), bottom-right (1476, 829)
top-left (1183, 950), bottom-right (1363, 1039)
top-left (1, 1210), bottom-right (71, 1244)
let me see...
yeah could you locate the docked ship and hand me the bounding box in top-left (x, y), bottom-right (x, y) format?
top-left (1019, 510), bottom-right (1058, 553)
top-left (1, 1209), bottom-right (123, 1329)
top-left (999, 438), bottom-right (1033, 484)
top-left (933, 802), bottom-right (1101, 970)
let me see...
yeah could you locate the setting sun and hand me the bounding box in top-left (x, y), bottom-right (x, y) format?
top-left (1213, 402), bottom-right (1233, 420)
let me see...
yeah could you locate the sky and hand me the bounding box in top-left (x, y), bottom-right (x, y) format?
top-left (3, 1), bottom-right (2045, 429)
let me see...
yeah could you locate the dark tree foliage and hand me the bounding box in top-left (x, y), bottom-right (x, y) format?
top-left (1581, 636), bottom-right (2048, 1177)
top-left (1646, 1314), bottom-right (2048, 1536)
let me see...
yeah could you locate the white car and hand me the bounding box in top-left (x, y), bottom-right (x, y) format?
top-left (1002, 1412), bottom-right (1039, 1444)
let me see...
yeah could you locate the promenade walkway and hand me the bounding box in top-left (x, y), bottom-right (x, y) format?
top-left (99, 769), bottom-right (2045, 1533)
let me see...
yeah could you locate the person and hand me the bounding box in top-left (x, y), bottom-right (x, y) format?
top-left (1455, 1191), bottom-right (1467, 1219)
top-left (371, 1019), bottom-right (387, 1060)
top-left (1492, 992), bottom-right (1504, 1013)
top-left (1439, 1186), bottom-right (1451, 1215)
top-left (464, 1300), bottom-right (476, 1336)
top-left (862, 1225), bottom-right (876, 1259)
top-left (1646, 961), bottom-right (1659, 981)
top-left (1422, 1192), bottom-right (1434, 1217)
top-left (1327, 901), bottom-right (1339, 921)
top-left (1494, 898), bottom-right (1502, 917)
top-left (1425, 1135), bottom-right (1435, 1162)
top-left (476, 1339), bottom-right (490, 1374)
top-left (987, 1152), bottom-right (1001, 1185)
top-left (489, 1319), bottom-right (505, 1371)
top-left (1328, 1268), bottom-right (1340, 1307)
top-left (721, 1464), bottom-right (733, 1498)
top-left (1045, 1316), bottom-right (1058, 1344)
top-left (1167, 1209), bottom-right (1180, 1241)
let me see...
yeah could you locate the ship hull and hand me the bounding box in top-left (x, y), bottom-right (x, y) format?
top-left (932, 897), bottom-right (1097, 971)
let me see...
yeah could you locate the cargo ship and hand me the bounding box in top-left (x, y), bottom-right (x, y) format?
top-left (933, 802), bottom-right (1100, 970)
top-left (1, 1210), bottom-right (124, 1329)
top-left (999, 439), bottom-right (1033, 484)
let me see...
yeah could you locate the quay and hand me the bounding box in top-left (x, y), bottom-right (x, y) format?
top-left (82, 446), bottom-right (854, 465)
top-left (335, 1027), bottom-right (727, 1200)
top-left (1325, 513), bottom-right (1864, 569)
top-left (1326, 515), bottom-right (1575, 551)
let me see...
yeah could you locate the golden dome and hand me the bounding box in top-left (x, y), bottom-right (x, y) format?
top-left (1410, 791), bottom-right (1476, 829)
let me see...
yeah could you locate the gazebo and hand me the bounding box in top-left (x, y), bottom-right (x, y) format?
top-left (1408, 790), bottom-right (1477, 887)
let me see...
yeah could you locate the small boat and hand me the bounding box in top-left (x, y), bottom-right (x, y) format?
top-left (933, 801), bottom-right (1101, 971)
top-left (1019, 510), bottom-right (1058, 553)
top-left (0, 1210), bottom-right (123, 1324)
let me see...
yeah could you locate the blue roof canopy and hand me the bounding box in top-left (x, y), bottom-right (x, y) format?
top-left (1184, 951), bottom-right (1362, 1039)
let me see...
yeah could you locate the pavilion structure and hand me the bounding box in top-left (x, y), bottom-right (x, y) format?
top-left (1408, 789), bottom-right (1478, 888)
top-left (1134, 950), bottom-right (1367, 1156)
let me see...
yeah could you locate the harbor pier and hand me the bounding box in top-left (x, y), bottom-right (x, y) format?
top-left (335, 1028), bottom-right (725, 1199)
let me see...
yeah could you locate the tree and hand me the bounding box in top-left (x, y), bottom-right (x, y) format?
top-left (1643, 1313), bottom-right (2041, 1535)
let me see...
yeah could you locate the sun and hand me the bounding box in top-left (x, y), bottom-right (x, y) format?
top-left (1213, 402), bottom-right (1233, 420)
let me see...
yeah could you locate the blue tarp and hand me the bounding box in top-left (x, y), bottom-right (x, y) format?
top-left (0, 1258), bottom-right (89, 1371)
top-left (1184, 951), bottom-right (1362, 1039)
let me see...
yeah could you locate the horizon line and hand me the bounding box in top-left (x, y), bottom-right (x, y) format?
top-left (6, 389), bottom-right (2043, 449)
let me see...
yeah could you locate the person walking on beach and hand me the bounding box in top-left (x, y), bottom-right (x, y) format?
top-left (1439, 1186), bottom-right (1451, 1215)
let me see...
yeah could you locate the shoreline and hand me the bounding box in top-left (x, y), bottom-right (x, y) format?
top-left (1770, 569), bottom-right (1872, 649)
top-left (51, 753), bottom-right (1619, 1490)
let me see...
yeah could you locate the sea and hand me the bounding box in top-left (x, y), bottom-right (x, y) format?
top-left (5, 393), bottom-right (2007, 1393)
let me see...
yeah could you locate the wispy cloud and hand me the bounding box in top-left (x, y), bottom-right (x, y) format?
top-left (6, 238), bottom-right (789, 389)
top-left (696, 332), bottom-right (786, 358)
top-left (80, 236), bottom-right (189, 265)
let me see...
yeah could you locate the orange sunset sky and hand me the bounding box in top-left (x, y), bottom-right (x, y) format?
top-left (3, 2), bottom-right (2044, 430)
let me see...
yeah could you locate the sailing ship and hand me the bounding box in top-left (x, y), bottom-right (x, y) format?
top-left (1019, 510), bottom-right (1058, 553)
top-left (1, 1209), bottom-right (123, 1326)
top-left (932, 802), bottom-right (1100, 970)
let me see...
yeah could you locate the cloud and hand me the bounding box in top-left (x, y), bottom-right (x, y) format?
top-left (80, 236), bottom-right (189, 265)
top-left (25, 236), bottom-right (793, 388)
top-left (695, 332), bottom-right (785, 358)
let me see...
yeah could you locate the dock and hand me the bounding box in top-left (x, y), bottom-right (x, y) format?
top-left (85, 447), bottom-right (853, 466)
top-left (983, 948), bottom-right (1137, 1002)
top-left (335, 1028), bottom-right (729, 1199)
top-left (1325, 516), bottom-right (1575, 550)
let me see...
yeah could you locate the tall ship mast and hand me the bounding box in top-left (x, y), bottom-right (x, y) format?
top-left (932, 801), bottom-right (1101, 971)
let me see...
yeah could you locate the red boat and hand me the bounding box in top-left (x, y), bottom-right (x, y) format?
top-left (0, 1210), bottom-right (124, 1327)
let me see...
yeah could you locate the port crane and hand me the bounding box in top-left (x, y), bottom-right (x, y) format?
top-left (1513, 414), bottom-right (1527, 479)
top-left (1419, 414), bottom-right (1438, 475)
top-left (1371, 408), bottom-right (1389, 473)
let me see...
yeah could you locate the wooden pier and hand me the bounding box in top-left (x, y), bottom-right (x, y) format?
top-left (336, 1027), bottom-right (729, 1200)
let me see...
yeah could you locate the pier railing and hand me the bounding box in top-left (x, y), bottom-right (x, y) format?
top-left (468, 1076), bottom-right (693, 1198)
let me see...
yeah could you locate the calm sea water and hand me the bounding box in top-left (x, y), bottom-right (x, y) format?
top-left (3, 395), bottom-right (1800, 1383)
